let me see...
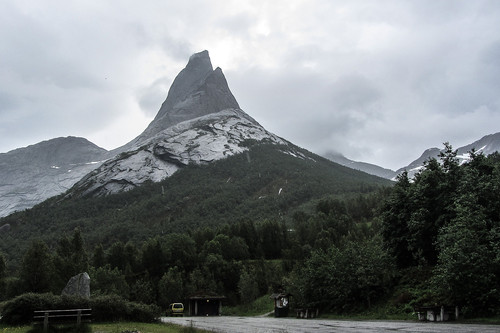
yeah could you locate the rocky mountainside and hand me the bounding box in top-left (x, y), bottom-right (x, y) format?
top-left (70, 50), bottom-right (288, 197)
top-left (0, 137), bottom-right (108, 217)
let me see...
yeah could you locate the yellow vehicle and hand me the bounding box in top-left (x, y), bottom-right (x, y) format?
top-left (167, 303), bottom-right (184, 316)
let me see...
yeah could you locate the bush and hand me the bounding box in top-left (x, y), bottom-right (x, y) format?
top-left (0, 293), bottom-right (89, 325)
top-left (90, 294), bottom-right (160, 322)
top-left (0, 293), bottom-right (160, 325)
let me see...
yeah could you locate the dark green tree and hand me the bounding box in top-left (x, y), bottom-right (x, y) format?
top-left (186, 267), bottom-right (217, 295)
top-left (53, 229), bottom-right (89, 289)
top-left (92, 244), bottom-right (106, 268)
top-left (88, 265), bottom-right (130, 297)
top-left (20, 239), bottom-right (54, 293)
top-left (141, 238), bottom-right (166, 280)
top-left (163, 233), bottom-right (197, 272)
top-left (0, 251), bottom-right (5, 280)
top-left (290, 238), bottom-right (395, 312)
top-left (106, 241), bottom-right (128, 271)
top-left (238, 267), bottom-right (259, 304)
top-left (407, 157), bottom-right (447, 265)
top-left (432, 152), bottom-right (500, 314)
top-left (130, 275), bottom-right (156, 305)
top-left (258, 219), bottom-right (286, 259)
top-left (158, 266), bottom-right (184, 308)
top-left (381, 171), bottom-right (415, 268)
top-left (0, 252), bottom-right (6, 300)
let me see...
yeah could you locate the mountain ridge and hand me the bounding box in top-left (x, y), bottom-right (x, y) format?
top-left (0, 136), bottom-right (108, 217)
top-left (323, 131), bottom-right (500, 180)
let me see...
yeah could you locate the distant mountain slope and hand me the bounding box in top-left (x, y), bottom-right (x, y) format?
top-left (323, 151), bottom-right (396, 179)
top-left (457, 132), bottom-right (500, 158)
top-left (323, 132), bottom-right (500, 180)
top-left (0, 137), bottom-right (108, 217)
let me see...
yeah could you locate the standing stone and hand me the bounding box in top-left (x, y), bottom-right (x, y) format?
top-left (62, 272), bottom-right (90, 298)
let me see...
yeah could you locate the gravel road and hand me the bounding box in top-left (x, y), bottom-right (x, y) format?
top-left (161, 316), bottom-right (500, 333)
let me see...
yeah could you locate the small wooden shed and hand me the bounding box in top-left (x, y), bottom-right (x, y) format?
top-left (188, 293), bottom-right (226, 316)
top-left (414, 306), bottom-right (459, 322)
top-left (270, 293), bottom-right (291, 317)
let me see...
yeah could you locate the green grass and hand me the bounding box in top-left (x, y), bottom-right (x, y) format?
top-left (0, 322), bottom-right (210, 333)
top-left (223, 295), bottom-right (274, 316)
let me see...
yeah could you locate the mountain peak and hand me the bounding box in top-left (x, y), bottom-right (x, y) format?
top-left (71, 50), bottom-right (286, 197)
top-left (188, 49), bottom-right (211, 65)
top-left (128, 51), bottom-right (240, 147)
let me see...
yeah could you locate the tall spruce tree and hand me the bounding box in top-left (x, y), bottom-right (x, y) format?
top-left (381, 171), bottom-right (414, 268)
top-left (20, 239), bottom-right (54, 293)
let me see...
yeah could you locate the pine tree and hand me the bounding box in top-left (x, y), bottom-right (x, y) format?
top-left (20, 239), bottom-right (54, 293)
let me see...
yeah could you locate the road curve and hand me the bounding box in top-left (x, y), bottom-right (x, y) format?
top-left (161, 316), bottom-right (500, 333)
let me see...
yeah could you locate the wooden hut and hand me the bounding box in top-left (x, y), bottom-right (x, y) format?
top-left (188, 293), bottom-right (226, 316)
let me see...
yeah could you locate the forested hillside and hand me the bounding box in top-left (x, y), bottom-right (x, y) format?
top-left (0, 143), bottom-right (388, 270)
top-left (1, 143), bottom-right (498, 319)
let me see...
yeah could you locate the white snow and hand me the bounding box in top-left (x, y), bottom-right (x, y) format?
top-left (74, 108), bottom-right (291, 196)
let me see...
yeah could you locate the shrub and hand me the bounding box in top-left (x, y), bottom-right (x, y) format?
top-left (90, 295), bottom-right (160, 322)
top-left (0, 293), bottom-right (160, 325)
top-left (0, 293), bottom-right (90, 325)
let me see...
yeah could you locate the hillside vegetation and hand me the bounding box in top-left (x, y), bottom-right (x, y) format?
top-left (1, 143), bottom-right (498, 320)
top-left (0, 143), bottom-right (388, 267)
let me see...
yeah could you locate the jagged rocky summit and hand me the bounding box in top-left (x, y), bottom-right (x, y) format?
top-left (72, 50), bottom-right (287, 197)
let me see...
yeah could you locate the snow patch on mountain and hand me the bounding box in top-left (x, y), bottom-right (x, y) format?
top-left (73, 108), bottom-right (287, 197)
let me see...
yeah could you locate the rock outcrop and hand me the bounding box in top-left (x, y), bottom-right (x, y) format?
top-left (61, 272), bottom-right (91, 298)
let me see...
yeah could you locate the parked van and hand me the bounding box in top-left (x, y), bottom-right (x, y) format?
top-left (167, 303), bottom-right (184, 316)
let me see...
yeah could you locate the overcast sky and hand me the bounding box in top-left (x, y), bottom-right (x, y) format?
top-left (1, 0), bottom-right (499, 170)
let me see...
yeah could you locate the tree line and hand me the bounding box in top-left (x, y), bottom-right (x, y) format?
top-left (0, 193), bottom-right (384, 310)
top-left (381, 144), bottom-right (500, 315)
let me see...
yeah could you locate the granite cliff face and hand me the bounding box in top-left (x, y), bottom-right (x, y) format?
top-left (121, 50), bottom-right (241, 151)
top-left (0, 137), bottom-right (108, 217)
top-left (70, 51), bottom-right (287, 197)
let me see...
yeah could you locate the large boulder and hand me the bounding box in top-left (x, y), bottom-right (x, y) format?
top-left (61, 272), bottom-right (90, 298)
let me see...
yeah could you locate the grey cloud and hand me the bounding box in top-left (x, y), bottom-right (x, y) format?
top-left (328, 75), bottom-right (381, 112)
top-left (216, 12), bottom-right (256, 38)
top-left (479, 41), bottom-right (500, 89)
top-left (2, 0), bottom-right (500, 170)
top-left (227, 67), bottom-right (379, 156)
top-left (0, 92), bottom-right (19, 112)
top-left (138, 77), bottom-right (172, 117)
